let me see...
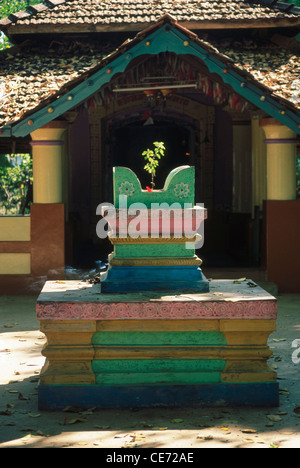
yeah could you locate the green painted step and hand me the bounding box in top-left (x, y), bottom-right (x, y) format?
top-left (92, 359), bottom-right (226, 374)
top-left (114, 243), bottom-right (194, 258)
top-left (94, 371), bottom-right (222, 386)
top-left (91, 331), bottom-right (227, 346)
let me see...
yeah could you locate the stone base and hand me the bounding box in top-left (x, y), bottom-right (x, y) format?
top-left (36, 279), bottom-right (278, 409)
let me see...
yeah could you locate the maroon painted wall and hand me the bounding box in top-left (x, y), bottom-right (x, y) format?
top-left (264, 200), bottom-right (300, 292)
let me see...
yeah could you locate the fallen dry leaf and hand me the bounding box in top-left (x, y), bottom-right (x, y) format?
top-left (114, 433), bottom-right (129, 439)
top-left (130, 433), bottom-right (146, 442)
top-left (140, 421), bottom-right (154, 428)
top-left (0, 409), bottom-right (12, 415)
top-left (66, 417), bottom-right (88, 425)
top-left (123, 443), bottom-right (138, 449)
top-left (247, 282), bottom-right (257, 287)
top-left (233, 277), bottom-right (246, 284)
top-left (279, 388), bottom-right (290, 395)
top-left (267, 415), bottom-right (281, 422)
top-left (80, 407), bottom-right (96, 415)
top-left (63, 405), bottom-right (83, 413)
top-left (21, 434), bottom-right (34, 442)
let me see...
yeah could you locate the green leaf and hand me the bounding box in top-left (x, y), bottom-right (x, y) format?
top-left (141, 141), bottom-right (165, 185)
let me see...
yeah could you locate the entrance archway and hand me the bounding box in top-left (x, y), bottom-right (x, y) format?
top-left (70, 48), bottom-right (267, 270)
top-left (104, 117), bottom-right (195, 202)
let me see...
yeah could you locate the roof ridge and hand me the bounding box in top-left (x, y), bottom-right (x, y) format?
top-left (0, 0), bottom-right (299, 30)
top-left (248, 0), bottom-right (300, 15)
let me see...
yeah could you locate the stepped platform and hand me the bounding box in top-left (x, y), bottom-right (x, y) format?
top-left (36, 278), bottom-right (278, 409)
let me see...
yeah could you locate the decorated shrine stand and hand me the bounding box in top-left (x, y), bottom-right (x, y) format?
top-left (36, 166), bottom-right (278, 409)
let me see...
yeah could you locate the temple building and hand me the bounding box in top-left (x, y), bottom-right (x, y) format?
top-left (0, 0), bottom-right (299, 293)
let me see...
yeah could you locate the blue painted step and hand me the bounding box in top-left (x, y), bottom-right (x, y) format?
top-left (38, 382), bottom-right (280, 410)
top-left (100, 265), bottom-right (210, 293)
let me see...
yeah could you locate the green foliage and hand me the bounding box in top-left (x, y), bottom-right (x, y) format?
top-left (0, 0), bottom-right (40, 18)
top-left (0, 154), bottom-right (33, 214)
top-left (0, 0), bottom-right (41, 49)
top-left (142, 141), bottom-right (165, 189)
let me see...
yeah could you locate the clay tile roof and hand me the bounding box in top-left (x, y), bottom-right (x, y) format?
top-left (0, 39), bottom-right (118, 127)
top-left (211, 34), bottom-right (300, 108)
top-left (0, 17), bottom-right (299, 130)
top-left (1, 0), bottom-right (299, 34)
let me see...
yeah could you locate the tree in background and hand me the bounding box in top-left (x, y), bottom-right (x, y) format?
top-left (0, 1), bottom-right (36, 213)
top-left (0, 0), bottom-right (40, 49)
top-left (0, 154), bottom-right (33, 214)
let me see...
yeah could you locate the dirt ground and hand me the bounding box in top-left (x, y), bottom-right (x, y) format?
top-left (0, 291), bottom-right (300, 449)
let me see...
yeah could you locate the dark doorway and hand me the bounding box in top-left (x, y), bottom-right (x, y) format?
top-left (106, 120), bottom-right (193, 201)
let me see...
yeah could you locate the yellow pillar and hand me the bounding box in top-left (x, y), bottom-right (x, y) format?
top-left (260, 118), bottom-right (297, 200)
top-left (30, 122), bottom-right (67, 203)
